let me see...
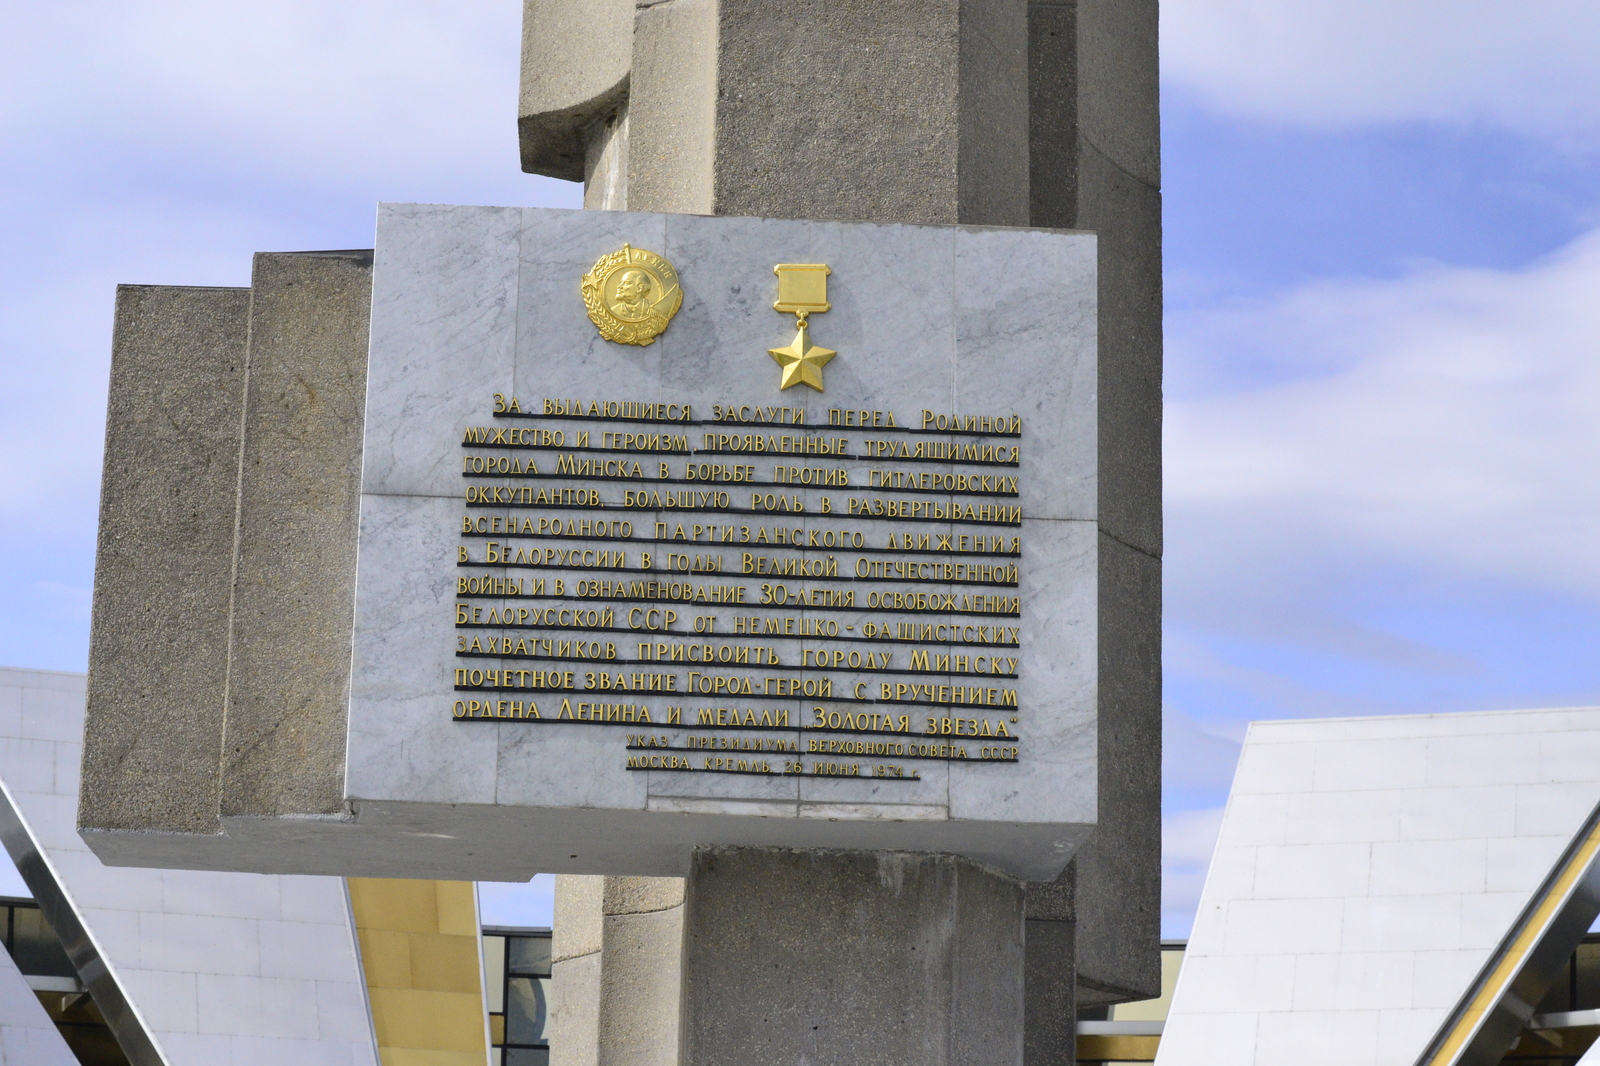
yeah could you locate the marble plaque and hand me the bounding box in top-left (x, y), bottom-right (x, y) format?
top-left (347, 204), bottom-right (1097, 879)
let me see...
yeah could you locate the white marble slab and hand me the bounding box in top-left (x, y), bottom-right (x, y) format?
top-left (346, 205), bottom-right (1098, 879)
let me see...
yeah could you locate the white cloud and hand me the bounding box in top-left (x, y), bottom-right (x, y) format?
top-left (1167, 225), bottom-right (1600, 606)
top-left (1162, 806), bottom-right (1225, 938)
top-left (0, 1), bottom-right (529, 186)
top-left (1162, 0), bottom-right (1600, 142)
top-left (0, 2), bottom-right (580, 525)
top-left (1164, 705), bottom-right (1242, 793)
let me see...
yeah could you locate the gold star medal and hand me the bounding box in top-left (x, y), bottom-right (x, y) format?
top-left (769, 263), bottom-right (834, 391)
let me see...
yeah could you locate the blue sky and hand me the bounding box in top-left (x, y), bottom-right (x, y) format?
top-left (2, 1), bottom-right (1598, 935)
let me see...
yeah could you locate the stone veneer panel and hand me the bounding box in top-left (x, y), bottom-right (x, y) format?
top-left (341, 203), bottom-right (1099, 881)
top-left (1161, 707), bottom-right (1600, 1066)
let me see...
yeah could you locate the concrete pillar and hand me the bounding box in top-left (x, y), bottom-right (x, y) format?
top-left (83, 284), bottom-right (249, 839)
top-left (682, 848), bottom-right (1024, 1066)
top-left (518, 2), bottom-right (1163, 1060)
top-left (1024, 872), bottom-right (1078, 1066)
top-left (551, 875), bottom-right (685, 1066)
top-left (523, 0), bottom-right (1033, 226)
top-left (1028, 0), bottom-right (1162, 1011)
top-left (82, 251), bottom-right (375, 862)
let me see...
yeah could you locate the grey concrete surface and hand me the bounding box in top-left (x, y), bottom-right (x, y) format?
top-left (583, 109), bottom-right (630, 210)
top-left (1075, 533), bottom-right (1160, 1005)
top-left (1024, 918), bottom-right (1077, 1066)
top-left (553, 875), bottom-right (684, 1066)
top-left (1074, 0), bottom-right (1160, 190)
top-left (519, 0), bottom-right (633, 181)
top-left (597, 902), bottom-right (683, 1066)
top-left (1026, 0), bottom-right (1163, 1006)
top-left (711, 0), bottom-right (1028, 225)
top-left (527, 0), bottom-right (1033, 226)
top-left (552, 875), bottom-right (605, 1066)
top-left (682, 847), bottom-right (1024, 1066)
top-left (627, 0), bottom-right (716, 215)
top-left (83, 285), bottom-right (249, 838)
top-left (221, 251), bottom-right (372, 822)
top-left (1027, 1), bottom-right (1078, 231)
top-left (1078, 142), bottom-right (1162, 562)
top-left (602, 876), bottom-right (683, 916)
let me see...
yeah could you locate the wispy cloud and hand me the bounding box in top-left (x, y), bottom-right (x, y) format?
top-left (0, 2), bottom-right (531, 187)
top-left (1168, 226), bottom-right (1600, 608)
top-left (1163, 0), bottom-right (1600, 145)
top-left (1162, 806), bottom-right (1226, 937)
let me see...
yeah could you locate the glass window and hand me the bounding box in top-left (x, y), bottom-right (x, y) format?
top-left (508, 935), bottom-right (551, 977)
top-left (10, 907), bottom-right (74, 978)
top-left (505, 975), bottom-right (551, 1046)
top-left (488, 928), bottom-right (551, 1057)
top-left (483, 936), bottom-right (506, 1012)
top-left (505, 1049), bottom-right (548, 1066)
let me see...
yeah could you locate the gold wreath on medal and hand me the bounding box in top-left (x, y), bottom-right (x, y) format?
top-left (580, 244), bottom-right (683, 346)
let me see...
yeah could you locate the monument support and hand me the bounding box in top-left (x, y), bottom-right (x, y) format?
top-left (520, 0), bottom-right (1161, 1061)
top-left (78, 5), bottom-right (1157, 1066)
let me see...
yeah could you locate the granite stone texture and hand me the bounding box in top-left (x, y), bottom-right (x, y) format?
top-left (551, 875), bottom-right (684, 1066)
top-left (518, 0), bottom-right (632, 181)
top-left (1024, 917), bottom-right (1077, 1066)
top-left (682, 846), bottom-right (1024, 1066)
top-left (222, 250), bottom-right (372, 823)
top-left (341, 202), bottom-right (1099, 880)
top-left (83, 285), bottom-right (249, 838)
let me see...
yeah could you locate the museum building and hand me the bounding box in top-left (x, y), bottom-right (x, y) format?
top-left (4, 662), bottom-right (1600, 1066)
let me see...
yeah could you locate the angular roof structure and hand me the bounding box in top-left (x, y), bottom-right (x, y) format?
top-left (1160, 707), bottom-right (1600, 1066)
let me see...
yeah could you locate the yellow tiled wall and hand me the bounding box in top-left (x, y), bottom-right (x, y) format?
top-left (348, 879), bottom-right (488, 1066)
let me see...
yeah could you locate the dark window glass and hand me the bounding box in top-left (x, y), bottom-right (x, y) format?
top-left (505, 1049), bottom-right (548, 1066)
top-left (508, 935), bottom-right (552, 976)
top-left (1576, 941), bottom-right (1600, 1012)
top-left (10, 908), bottom-right (74, 978)
top-left (506, 976), bottom-right (551, 1045)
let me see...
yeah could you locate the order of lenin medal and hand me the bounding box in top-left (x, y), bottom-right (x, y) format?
top-left (581, 244), bottom-right (683, 346)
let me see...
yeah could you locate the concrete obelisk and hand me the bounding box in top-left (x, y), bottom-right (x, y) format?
top-left (518, 2), bottom-right (1161, 1063)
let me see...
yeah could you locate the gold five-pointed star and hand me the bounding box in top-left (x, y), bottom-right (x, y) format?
top-left (768, 318), bottom-right (835, 391)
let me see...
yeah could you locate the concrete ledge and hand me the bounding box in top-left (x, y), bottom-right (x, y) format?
top-left (519, 0), bottom-right (632, 180)
top-left (82, 252), bottom-right (373, 850)
top-left (221, 250), bottom-right (372, 821)
top-left (82, 284), bottom-right (249, 838)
